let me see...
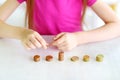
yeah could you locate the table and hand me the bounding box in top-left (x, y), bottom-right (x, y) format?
top-left (0, 36), bottom-right (120, 80)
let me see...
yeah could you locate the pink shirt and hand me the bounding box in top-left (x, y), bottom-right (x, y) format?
top-left (18, 0), bottom-right (96, 35)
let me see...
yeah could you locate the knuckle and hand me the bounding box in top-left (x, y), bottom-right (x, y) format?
top-left (33, 31), bottom-right (37, 34)
top-left (30, 34), bottom-right (35, 38)
top-left (27, 34), bottom-right (34, 39)
top-left (33, 31), bottom-right (38, 35)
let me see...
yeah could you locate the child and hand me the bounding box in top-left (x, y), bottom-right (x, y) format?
top-left (0, 0), bottom-right (120, 51)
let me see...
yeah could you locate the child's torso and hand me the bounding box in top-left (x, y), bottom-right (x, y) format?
top-left (33, 0), bottom-right (83, 35)
top-left (18, 0), bottom-right (96, 35)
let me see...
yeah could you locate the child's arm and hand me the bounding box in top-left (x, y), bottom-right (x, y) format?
top-left (0, 20), bottom-right (48, 50)
top-left (0, 0), bottom-right (47, 49)
top-left (52, 0), bottom-right (120, 51)
top-left (0, 0), bottom-right (23, 39)
top-left (76, 0), bottom-right (120, 44)
top-left (0, 0), bottom-right (20, 21)
top-left (0, 20), bottom-right (24, 39)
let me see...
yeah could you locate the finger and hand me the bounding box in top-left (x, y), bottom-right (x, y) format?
top-left (34, 32), bottom-right (48, 49)
top-left (57, 42), bottom-right (70, 51)
top-left (54, 32), bottom-right (65, 41)
top-left (36, 36), bottom-right (48, 49)
top-left (40, 39), bottom-right (48, 49)
top-left (25, 43), bottom-right (31, 50)
top-left (27, 40), bottom-right (36, 49)
top-left (30, 37), bottom-right (42, 48)
top-left (52, 36), bottom-right (65, 46)
top-left (57, 42), bottom-right (67, 48)
top-left (22, 43), bottom-right (31, 50)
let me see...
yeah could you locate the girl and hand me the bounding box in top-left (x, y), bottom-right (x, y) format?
top-left (0, 0), bottom-right (120, 51)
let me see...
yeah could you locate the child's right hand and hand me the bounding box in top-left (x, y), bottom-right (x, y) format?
top-left (20, 29), bottom-right (48, 50)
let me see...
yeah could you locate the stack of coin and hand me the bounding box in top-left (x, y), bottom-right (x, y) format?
top-left (83, 55), bottom-right (90, 62)
top-left (33, 55), bottom-right (40, 62)
top-left (96, 54), bottom-right (104, 62)
top-left (71, 56), bottom-right (79, 62)
top-left (58, 51), bottom-right (64, 61)
top-left (46, 55), bottom-right (53, 62)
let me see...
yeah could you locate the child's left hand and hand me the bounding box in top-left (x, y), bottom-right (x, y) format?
top-left (51, 32), bottom-right (79, 51)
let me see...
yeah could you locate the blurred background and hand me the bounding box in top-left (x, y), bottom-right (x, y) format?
top-left (0, 0), bottom-right (120, 31)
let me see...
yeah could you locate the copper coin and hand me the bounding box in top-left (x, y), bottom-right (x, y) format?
top-left (33, 55), bottom-right (40, 62)
top-left (46, 55), bottom-right (53, 62)
top-left (71, 56), bottom-right (79, 62)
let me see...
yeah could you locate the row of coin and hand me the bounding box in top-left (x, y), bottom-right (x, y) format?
top-left (71, 54), bottom-right (104, 62)
top-left (33, 52), bottom-right (104, 62)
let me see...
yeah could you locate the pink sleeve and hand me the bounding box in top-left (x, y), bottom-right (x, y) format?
top-left (17, 0), bottom-right (26, 3)
top-left (87, 0), bottom-right (97, 6)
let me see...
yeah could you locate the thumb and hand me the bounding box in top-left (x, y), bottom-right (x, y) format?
top-left (54, 32), bottom-right (65, 41)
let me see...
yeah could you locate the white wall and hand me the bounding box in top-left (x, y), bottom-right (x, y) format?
top-left (84, 0), bottom-right (120, 30)
top-left (0, 0), bottom-right (26, 27)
